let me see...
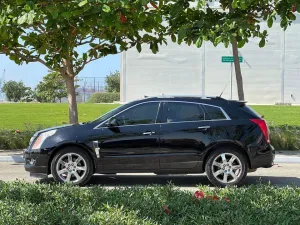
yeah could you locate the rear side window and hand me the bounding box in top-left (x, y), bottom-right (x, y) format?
top-left (166, 102), bottom-right (205, 123)
top-left (203, 105), bottom-right (227, 120)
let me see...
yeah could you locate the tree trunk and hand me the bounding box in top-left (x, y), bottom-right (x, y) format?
top-left (231, 39), bottom-right (245, 101)
top-left (228, 1), bottom-right (245, 101)
top-left (65, 76), bottom-right (79, 124)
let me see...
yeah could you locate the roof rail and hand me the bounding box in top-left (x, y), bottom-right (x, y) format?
top-left (143, 94), bottom-right (225, 100)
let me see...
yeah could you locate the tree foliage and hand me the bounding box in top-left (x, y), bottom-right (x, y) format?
top-left (162, 0), bottom-right (300, 49)
top-left (0, 0), bottom-right (167, 123)
top-left (1, 80), bottom-right (28, 102)
top-left (35, 72), bottom-right (68, 103)
top-left (105, 71), bottom-right (120, 93)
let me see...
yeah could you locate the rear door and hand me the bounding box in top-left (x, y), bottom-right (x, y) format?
top-left (159, 101), bottom-right (216, 170)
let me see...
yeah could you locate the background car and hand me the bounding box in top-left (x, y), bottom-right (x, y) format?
top-left (24, 95), bottom-right (275, 187)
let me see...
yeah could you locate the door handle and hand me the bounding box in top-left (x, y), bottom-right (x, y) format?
top-left (143, 131), bottom-right (156, 135)
top-left (198, 126), bottom-right (210, 130)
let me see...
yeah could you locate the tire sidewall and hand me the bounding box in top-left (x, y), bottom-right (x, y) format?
top-left (205, 148), bottom-right (248, 187)
top-left (51, 147), bottom-right (93, 186)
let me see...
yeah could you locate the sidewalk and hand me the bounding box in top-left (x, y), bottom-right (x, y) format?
top-left (0, 149), bottom-right (299, 163)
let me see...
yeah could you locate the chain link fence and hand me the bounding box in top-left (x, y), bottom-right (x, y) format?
top-left (75, 77), bottom-right (107, 103)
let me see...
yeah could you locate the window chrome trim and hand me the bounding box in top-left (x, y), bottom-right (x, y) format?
top-left (93, 100), bottom-right (231, 129)
top-left (94, 101), bottom-right (162, 129)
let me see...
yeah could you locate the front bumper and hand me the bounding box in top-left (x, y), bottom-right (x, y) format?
top-left (23, 149), bottom-right (50, 177)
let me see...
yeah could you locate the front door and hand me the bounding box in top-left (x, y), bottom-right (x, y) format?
top-left (94, 102), bottom-right (162, 172)
top-left (159, 101), bottom-right (215, 170)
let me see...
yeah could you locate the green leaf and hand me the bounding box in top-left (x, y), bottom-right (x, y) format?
top-left (259, 38), bottom-right (265, 48)
top-left (267, 17), bottom-right (273, 28)
top-left (171, 34), bottom-right (176, 43)
top-left (195, 37), bottom-right (203, 48)
top-left (287, 12), bottom-right (296, 21)
top-left (27, 11), bottom-right (35, 24)
top-left (237, 40), bottom-right (245, 48)
top-left (17, 14), bottom-right (27, 25)
top-left (102, 4), bottom-right (111, 13)
top-left (61, 11), bottom-right (72, 18)
top-left (83, 53), bottom-right (88, 61)
top-left (78, 0), bottom-right (88, 7)
top-left (232, 0), bottom-right (239, 9)
top-left (178, 26), bottom-right (186, 43)
top-left (139, 13), bottom-right (146, 22)
top-left (297, 4), bottom-right (300, 13)
top-left (136, 43), bottom-right (142, 53)
top-left (16, 0), bottom-right (26, 4)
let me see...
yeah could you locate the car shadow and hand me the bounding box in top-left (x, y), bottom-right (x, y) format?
top-left (38, 174), bottom-right (300, 187)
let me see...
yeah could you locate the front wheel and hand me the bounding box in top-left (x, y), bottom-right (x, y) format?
top-left (205, 148), bottom-right (248, 187)
top-left (51, 147), bottom-right (94, 186)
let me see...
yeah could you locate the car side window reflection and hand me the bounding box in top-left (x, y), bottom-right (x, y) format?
top-left (203, 105), bottom-right (227, 120)
top-left (115, 102), bottom-right (160, 126)
top-left (166, 102), bottom-right (205, 123)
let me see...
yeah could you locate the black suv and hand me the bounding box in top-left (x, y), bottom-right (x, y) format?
top-left (24, 96), bottom-right (275, 187)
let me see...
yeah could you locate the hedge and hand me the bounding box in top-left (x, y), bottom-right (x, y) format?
top-left (1, 125), bottom-right (300, 150)
top-left (0, 182), bottom-right (299, 225)
top-left (88, 92), bottom-right (120, 103)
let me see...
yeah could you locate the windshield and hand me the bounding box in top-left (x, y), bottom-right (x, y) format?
top-left (92, 103), bottom-right (130, 123)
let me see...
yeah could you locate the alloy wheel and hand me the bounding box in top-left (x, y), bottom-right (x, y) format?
top-left (211, 153), bottom-right (242, 184)
top-left (56, 153), bottom-right (87, 183)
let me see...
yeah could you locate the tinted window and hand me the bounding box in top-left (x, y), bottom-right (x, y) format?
top-left (166, 102), bottom-right (204, 123)
top-left (203, 105), bottom-right (227, 120)
top-left (115, 102), bottom-right (159, 126)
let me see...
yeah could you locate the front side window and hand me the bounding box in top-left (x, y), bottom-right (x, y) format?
top-left (114, 102), bottom-right (160, 126)
top-left (203, 105), bottom-right (227, 120)
top-left (166, 102), bottom-right (205, 123)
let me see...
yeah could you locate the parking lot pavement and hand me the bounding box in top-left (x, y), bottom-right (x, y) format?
top-left (0, 162), bottom-right (299, 191)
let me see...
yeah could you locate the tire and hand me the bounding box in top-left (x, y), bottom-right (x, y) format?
top-left (205, 148), bottom-right (248, 187)
top-left (51, 146), bottom-right (94, 186)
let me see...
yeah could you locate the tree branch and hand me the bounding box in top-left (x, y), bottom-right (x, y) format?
top-left (9, 48), bottom-right (55, 71)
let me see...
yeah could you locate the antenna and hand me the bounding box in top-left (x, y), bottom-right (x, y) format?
top-left (219, 82), bottom-right (229, 98)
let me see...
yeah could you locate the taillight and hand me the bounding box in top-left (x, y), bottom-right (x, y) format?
top-left (250, 119), bottom-right (270, 143)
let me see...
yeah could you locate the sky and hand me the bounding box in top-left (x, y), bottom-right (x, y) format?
top-left (0, 53), bottom-right (120, 88)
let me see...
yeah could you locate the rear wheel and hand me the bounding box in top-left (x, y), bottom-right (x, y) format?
top-left (205, 148), bottom-right (248, 187)
top-left (51, 147), bottom-right (93, 186)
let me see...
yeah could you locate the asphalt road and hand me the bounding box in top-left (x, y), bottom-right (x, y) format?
top-left (0, 162), bottom-right (299, 191)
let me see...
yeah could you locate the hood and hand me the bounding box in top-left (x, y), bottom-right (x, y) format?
top-left (34, 124), bottom-right (77, 136)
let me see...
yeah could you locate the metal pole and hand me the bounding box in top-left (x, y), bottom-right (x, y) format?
top-left (230, 62), bottom-right (233, 100)
top-left (93, 77), bottom-right (96, 93)
top-left (281, 31), bottom-right (285, 103)
top-left (202, 41), bottom-right (206, 97)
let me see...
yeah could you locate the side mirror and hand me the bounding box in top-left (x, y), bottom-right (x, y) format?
top-left (106, 117), bottom-right (117, 127)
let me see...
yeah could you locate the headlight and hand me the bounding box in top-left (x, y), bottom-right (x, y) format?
top-left (32, 130), bottom-right (57, 150)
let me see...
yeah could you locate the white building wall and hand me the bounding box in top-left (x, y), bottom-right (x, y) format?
top-left (121, 14), bottom-right (300, 104)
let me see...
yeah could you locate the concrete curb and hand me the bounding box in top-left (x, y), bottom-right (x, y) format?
top-left (0, 155), bottom-right (299, 164)
top-left (0, 155), bottom-right (25, 163)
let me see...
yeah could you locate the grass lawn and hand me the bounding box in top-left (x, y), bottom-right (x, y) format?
top-left (251, 105), bottom-right (300, 126)
top-left (0, 103), bottom-right (299, 130)
top-left (0, 103), bottom-right (119, 130)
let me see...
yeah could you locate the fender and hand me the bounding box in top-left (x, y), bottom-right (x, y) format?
top-left (46, 141), bottom-right (98, 175)
top-left (202, 140), bottom-right (251, 170)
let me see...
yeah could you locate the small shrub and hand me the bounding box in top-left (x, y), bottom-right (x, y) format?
top-left (0, 130), bottom-right (34, 150)
top-left (0, 182), bottom-right (299, 225)
top-left (88, 92), bottom-right (120, 103)
top-left (269, 124), bottom-right (300, 150)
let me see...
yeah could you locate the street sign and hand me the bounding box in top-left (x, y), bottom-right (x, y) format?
top-left (222, 56), bottom-right (243, 63)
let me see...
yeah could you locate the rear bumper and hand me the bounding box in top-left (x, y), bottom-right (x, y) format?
top-left (24, 149), bottom-right (49, 176)
top-left (249, 144), bottom-right (275, 169)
